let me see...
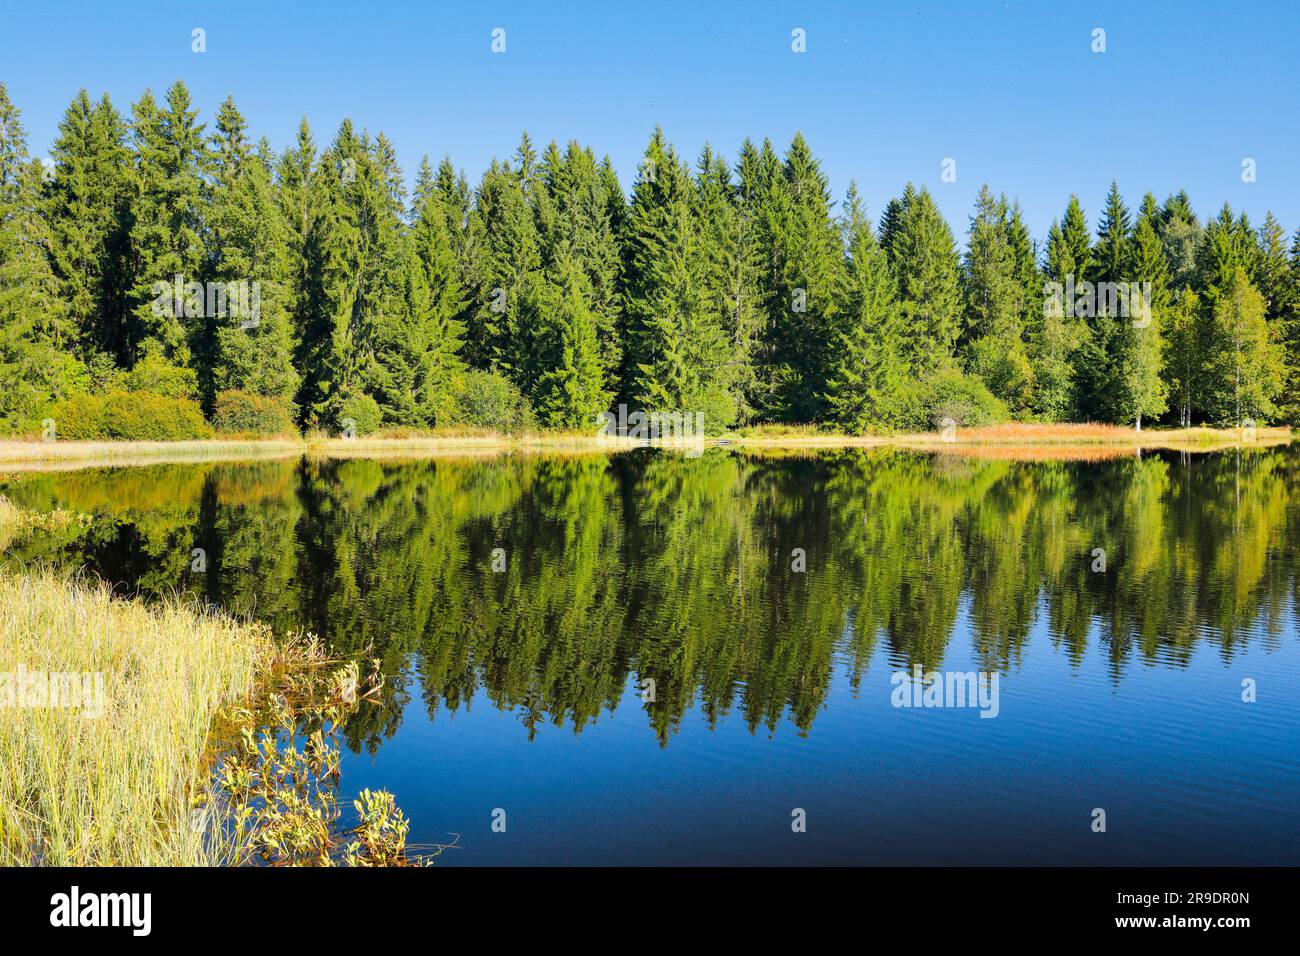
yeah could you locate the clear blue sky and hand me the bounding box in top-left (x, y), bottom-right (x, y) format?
top-left (3, 0), bottom-right (1297, 244)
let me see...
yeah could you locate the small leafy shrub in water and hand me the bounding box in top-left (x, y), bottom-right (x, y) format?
top-left (214, 654), bottom-right (449, 866)
top-left (212, 390), bottom-right (297, 437)
top-left (51, 391), bottom-right (212, 441)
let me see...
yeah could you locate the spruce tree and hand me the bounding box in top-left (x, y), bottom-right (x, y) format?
top-left (1160, 191), bottom-right (1201, 293)
top-left (962, 185), bottom-right (1033, 412)
top-left (890, 184), bottom-right (962, 373)
top-left (534, 247), bottom-right (610, 428)
top-left (693, 145), bottom-right (761, 423)
top-left (206, 98), bottom-right (299, 407)
top-left (0, 84), bottom-right (83, 430)
top-left (1075, 182), bottom-right (1132, 420)
top-left (1113, 200), bottom-right (1170, 428)
top-left (125, 81), bottom-right (208, 388)
top-left (822, 184), bottom-right (908, 432)
top-left (43, 90), bottom-right (132, 365)
top-left (621, 129), bottom-right (731, 422)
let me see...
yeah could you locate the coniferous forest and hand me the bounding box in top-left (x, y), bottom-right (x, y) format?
top-left (0, 79), bottom-right (1296, 439)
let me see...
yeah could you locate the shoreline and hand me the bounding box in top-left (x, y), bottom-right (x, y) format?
top-left (0, 424), bottom-right (1291, 471)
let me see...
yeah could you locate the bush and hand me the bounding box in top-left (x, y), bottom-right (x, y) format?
top-left (901, 369), bottom-right (1010, 431)
top-left (212, 390), bottom-right (297, 437)
top-left (338, 393), bottom-right (383, 437)
top-left (50, 391), bottom-right (212, 441)
top-left (122, 345), bottom-right (198, 400)
top-left (450, 370), bottom-right (534, 431)
top-left (686, 383), bottom-right (739, 435)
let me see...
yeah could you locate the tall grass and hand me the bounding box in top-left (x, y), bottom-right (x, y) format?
top-left (0, 569), bottom-right (273, 865)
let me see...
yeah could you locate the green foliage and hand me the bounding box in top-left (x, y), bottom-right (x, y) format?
top-left (51, 390), bottom-right (212, 440)
top-left (2, 80), bottom-right (1299, 434)
top-left (212, 389), bottom-right (297, 436)
top-left (822, 185), bottom-right (911, 433)
top-left (121, 341), bottom-right (198, 398)
top-left (338, 392), bottom-right (383, 436)
top-left (902, 368), bottom-right (1010, 430)
top-left (1202, 268), bottom-right (1285, 424)
top-left (449, 368), bottom-right (534, 431)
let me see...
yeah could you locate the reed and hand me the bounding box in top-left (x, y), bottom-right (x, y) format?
top-left (0, 569), bottom-right (272, 865)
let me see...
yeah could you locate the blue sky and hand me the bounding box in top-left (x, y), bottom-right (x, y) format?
top-left (3, 0), bottom-right (1297, 244)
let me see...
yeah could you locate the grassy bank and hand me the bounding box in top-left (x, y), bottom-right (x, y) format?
top-left (0, 423), bottom-right (1290, 470)
top-left (0, 497), bottom-right (429, 867)
top-left (0, 567), bottom-right (272, 865)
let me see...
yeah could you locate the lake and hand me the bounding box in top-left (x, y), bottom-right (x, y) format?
top-left (3, 445), bottom-right (1298, 865)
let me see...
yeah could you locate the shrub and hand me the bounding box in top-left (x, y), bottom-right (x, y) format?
top-left (338, 393), bottom-right (383, 437)
top-left (50, 391), bottom-right (212, 441)
top-left (122, 345), bottom-right (198, 400)
top-left (901, 369), bottom-right (1010, 431)
top-left (685, 383), bottom-right (739, 435)
top-left (450, 370), bottom-right (534, 431)
top-left (212, 390), bottom-right (297, 437)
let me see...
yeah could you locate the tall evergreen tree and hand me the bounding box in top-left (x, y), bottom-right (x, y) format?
top-left (206, 99), bottom-right (299, 406)
top-left (125, 81), bottom-right (208, 388)
top-left (0, 84), bottom-right (83, 429)
top-left (42, 90), bottom-right (132, 364)
top-left (534, 247), bottom-right (610, 428)
top-left (621, 129), bottom-right (731, 421)
top-left (1075, 182), bottom-right (1132, 419)
top-left (822, 184), bottom-right (908, 431)
top-left (962, 185), bottom-right (1033, 412)
top-left (890, 184), bottom-right (962, 372)
top-left (693, 145), bottom-right (762, 423)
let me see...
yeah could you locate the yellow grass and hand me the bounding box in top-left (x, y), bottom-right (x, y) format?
top-left (894, 422), bottom-right (1293, 451)
top-left (0, 423), bottom-right (1290, 472)
top-left (0, 567), bottom-right (274, 865)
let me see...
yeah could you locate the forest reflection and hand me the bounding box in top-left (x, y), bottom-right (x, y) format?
top-left (3, 445), bottom-right (1296, 750)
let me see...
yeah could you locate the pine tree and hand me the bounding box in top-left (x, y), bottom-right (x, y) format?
top-left (693, 145), bottom-right (761, 423)
top-left (1032, 196), bottom-right (1092, 420)
top-left (0, 84), bottom-right (83, 429)
top-left (1254, 212), bottom-right (1291, 324)
top-left (761, 133), bottom-right (845, 421)
top-left (534, 248), bottom-right (610, 428)
top-left (1075, 182), bottom-right (1132, 420)
top-left (890, 184), bottom-right (962, 373)
top-left (1281, 229), bottom-right (1300, 424)
top-left (125, 81), bottom-right (208, 388)
top-left (206, 98), bottom-right (299, 406)
top-left (43, 90), bottom-right (132, 365)
top-left (295, 125), bottom-right (363, 427)
top-left (1196, 203), bottom-right (1253, 297)
top-left (1112, 200), bottom-right (1170, 428)
top-left (962, 185), bottom-right (1033, 412)
top-left (822, 184), bottom-right (908, 432)
top-left (621, 129), bottom-right (730, 421)
top-left (465, 157), bottom-right (542, 374)
top-left (367, 188), bottom-right (465, 426)
top-left (537, 140), bottom-right (623, 393)
top-left (1160, 191), bottom-right (1201, 293)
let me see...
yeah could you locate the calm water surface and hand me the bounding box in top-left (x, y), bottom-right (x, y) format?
top-left (3, 445), bottom-right (1298, 865)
